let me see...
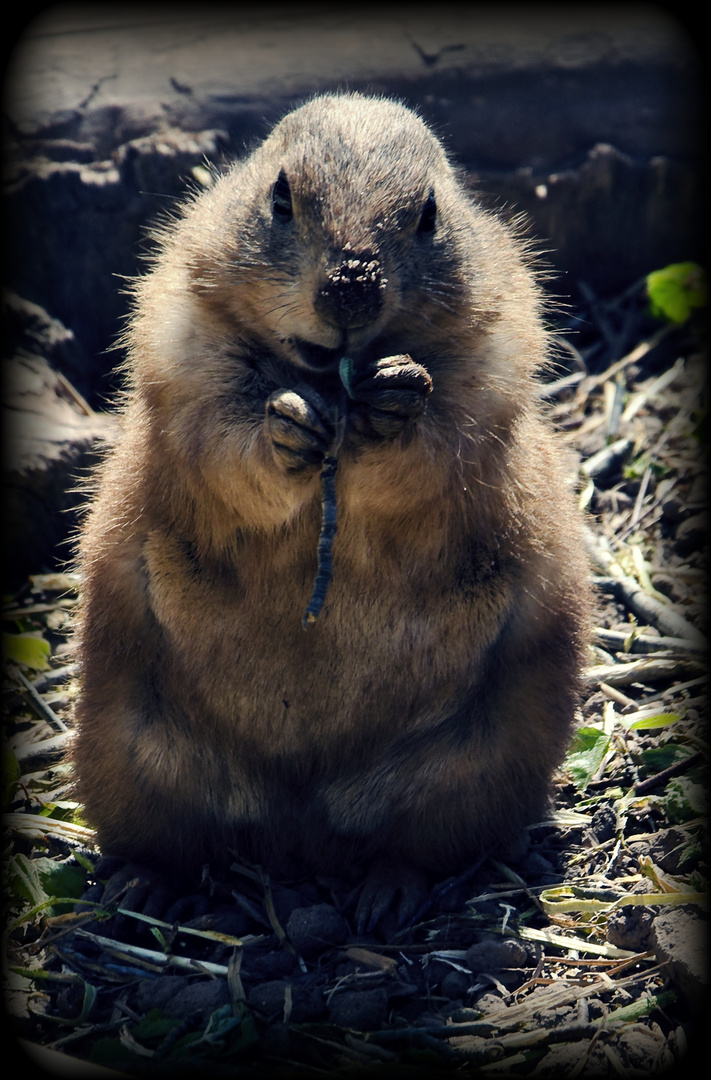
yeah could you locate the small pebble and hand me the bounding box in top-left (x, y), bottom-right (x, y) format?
top-left (248, 979), bottom-right (325, 1022)
top-left (440, 970), bottom-right (472, 999)
top-left (286, 903), bottom-right (349, 956)
top-left (606, 905), bottom-right (655, 950)
top-left (674, 512), bottom-right (707, 556)
top-left (247, 948), bottom-right (298, 980)
top-left (647, 826), bottom-right (695, 874)
top-left (132, 975), bottom-right (189, 1013)
top-left (591, 804), bottom-right (617, 841)
top-left (465, 938), bottom-right (529, 973)
top-left (163, 979), bottom-right (230, 1020)
top-left (327, 988), bottom-right (389, 1030)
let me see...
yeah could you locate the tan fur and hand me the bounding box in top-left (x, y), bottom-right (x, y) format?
top-left (72, 94), bottom-right (590, 880)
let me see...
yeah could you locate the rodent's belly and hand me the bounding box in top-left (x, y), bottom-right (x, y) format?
top-left (188, 612), bottom-right (474, 846)
top-left (143, 530), bottom-right (512, 844)
top-left (136, 548), bottom-right (520, 861)
top-left (155, 556), bottom-right (495, 768)
top-left (186, 597), bottom-right (471, 759)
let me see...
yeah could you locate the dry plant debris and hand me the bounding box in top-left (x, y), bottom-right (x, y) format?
top-left (2, 265), bottom-right (707, 1077)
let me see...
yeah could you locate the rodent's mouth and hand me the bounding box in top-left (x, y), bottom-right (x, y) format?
top-left (292, 338), bottom-right (345, 372)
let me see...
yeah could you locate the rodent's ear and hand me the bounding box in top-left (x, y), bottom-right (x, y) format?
top-left (417, 190), bottom-right (437, 235)
top-left (272, 170), bottom-right (293, 222)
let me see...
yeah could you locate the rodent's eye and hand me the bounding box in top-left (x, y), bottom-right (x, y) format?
top-left (272, 170), bottom-right (293, 222)
top-left (417, 190), bottom-right (437, 234)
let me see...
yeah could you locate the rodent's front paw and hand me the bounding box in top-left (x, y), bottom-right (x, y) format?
top-left (344, 354), bottom-right (433, 442)
top-left (266, 387), bottom-right (337, 472)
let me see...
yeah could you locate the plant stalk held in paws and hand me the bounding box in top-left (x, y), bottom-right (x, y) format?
top-left (302, 453), bottom-right (340, 627)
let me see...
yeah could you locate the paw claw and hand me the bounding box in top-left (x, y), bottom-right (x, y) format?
top-left (354, 859), bottom-right (428, 937)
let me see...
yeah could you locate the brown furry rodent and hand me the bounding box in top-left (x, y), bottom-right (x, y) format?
top-left (73, 93), bottom-right (589, 922)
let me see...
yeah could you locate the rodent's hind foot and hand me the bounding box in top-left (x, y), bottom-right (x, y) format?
top-left (354, 856), bottom-right (428, 938)
top-left (96, 856), bottom-right (171, 914)
top-left (89, 856), bottom-right (208, 940)
top-left (345, 354), bottom-right (433, 443)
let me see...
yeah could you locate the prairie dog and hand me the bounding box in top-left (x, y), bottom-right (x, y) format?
top-left (73, 94), bottom-right (589, 911)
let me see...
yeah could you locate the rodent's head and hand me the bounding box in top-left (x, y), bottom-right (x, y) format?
top-left (184, 94), bottom-right (470, 376)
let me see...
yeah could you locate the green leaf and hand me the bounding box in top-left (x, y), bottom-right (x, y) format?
top-left (603, 989), bottom-right (676, 1024)
top-left (76, 981), bottom-right (98, 1024)
top-left (626, 713), bottom-right (681, 731)
top-left (150, 925), bottom-right (171, 951)
top-left (90, 1038), bottom-right (137, 1068)
top-left (10, 965), bottom-right (60, 982)
top-left (647, 262), bottom-right (708, 324)
top-left (201, 1003), bottom-right (242, 1047)
top-left (622, 454), bottom-right (670, 482)
top-left (565, 727), bottom-right (612, 790)
top-left (39, 801), bottom-right (80, 821)
top-left (639, 745), bottom-right (693, 773)
top-left (132, 1009), bottom-right (180, 1042)
top-left (3, 632), bottom-right (51, 671)
top-left (32, 980), bottom-right (98, 1026)
top-left (9, 853), bottom-right (46, 907)
top-left (38, 858), bottom-right (87, 905)
top-left (73, 849), bottom-right (96, 874)
top-left (8, 853), bottom-right (87, 916)
top-left (662, 777), bottom-right (707, 824)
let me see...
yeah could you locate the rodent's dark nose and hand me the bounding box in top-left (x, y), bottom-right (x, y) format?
top-left (314, 251), bottom-right (385, 329)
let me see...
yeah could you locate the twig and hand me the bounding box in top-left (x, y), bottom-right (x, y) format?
top-left (74, 928), bottom-right (231, 976)
top-left (15, 731), bottom-right (70, 772)
top-left (580, 439), bottom-right (634, 480)
top-left (599, 682), bottom-right (637, 709)
top-left (15, 669), bottom-right (69, 732)
top-left (260, 869), bottom-right (298, 959)
top-left (604, 374), bottom-right (626, 439)
top-left (592, 627), bottom-right (705, 657)
top-left (115, 906), bottom-right (262, 948)
top-left (3, 812), bottom-right (96, 847)
top-left (615, 500), bottom-right (663, 545)
top-left (586, 529), bottom-right (706, 644)
top-left (585, 656), bottom-right (704, 688)
top-left (621, 357), bottom-right (685, 423)
top-left (634, 751), bottom-right (703, 795)
top-left (628, 464), bottom-right (652, 532)
top-left (30, 664), bottom-right (79, 691)
top-left (55, 370), bottom-right (94, 416)
top-left (576, 326), bottom-right (672, 398)
top-left (538, 371), bottom-right (586, 399)
top-left (227, 947), bottom-right (246, 1003)
top-left (596, 579), bottom-right (704, 646)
